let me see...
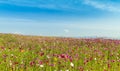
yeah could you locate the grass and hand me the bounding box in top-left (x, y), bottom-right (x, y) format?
top-left (0, 33), bottom-right (120, 71)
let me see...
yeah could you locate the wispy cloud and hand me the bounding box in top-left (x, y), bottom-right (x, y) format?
top-left (0, 0), bottom-right (57, 9)
top-left (64, 29), bottom-right (69, 33)
top-left (0, 0), bottom-right (81, 11)
top-left (83, 0), bottom-right (120, 12)
top-left (1, 0), bottom-right (120, 13)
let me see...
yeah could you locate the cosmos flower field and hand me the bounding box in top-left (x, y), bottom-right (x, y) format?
top-left (0, 34), bottom-right (120, 71)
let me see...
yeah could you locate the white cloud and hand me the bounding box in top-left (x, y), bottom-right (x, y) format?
top-left (64, 29), bottom-right (69, 33)
top-left (83, 0), bottom-right (120, 12)
top-left (0, 0), bottom-right (78, 10)
top-left (0, 0), bottom-right (56, 9)
top-left (0, 0), bottom-right (120, 12)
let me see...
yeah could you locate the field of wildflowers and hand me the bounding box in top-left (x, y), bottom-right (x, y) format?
top-left (0, 33), bottom-right (120, 71)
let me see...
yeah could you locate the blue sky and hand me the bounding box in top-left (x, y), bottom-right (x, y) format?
top-left (0, 0), bottom-right (120, 38)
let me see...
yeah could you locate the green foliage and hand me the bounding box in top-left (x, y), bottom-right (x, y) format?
top-left (0, 34), bottom-right (120, 71)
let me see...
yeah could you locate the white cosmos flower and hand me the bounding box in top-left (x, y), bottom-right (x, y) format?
top-left (9, 60), bottom-right (12, 66)
top-left (94, 58), bottom-right (97, 60)
top-left (11, 54), bottom-right (14, 56)
top-left (47, 55), bottom-right (50, 58)
top-left (40, 65), bottom-right (44, 67)
top-left (41, 48), bottom-right (43, 51)
top-left (70, 62), bottom-right (74, 67)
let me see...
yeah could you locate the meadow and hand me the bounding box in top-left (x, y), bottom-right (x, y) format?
top-left (0, 33), bottom-right (120, 71)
